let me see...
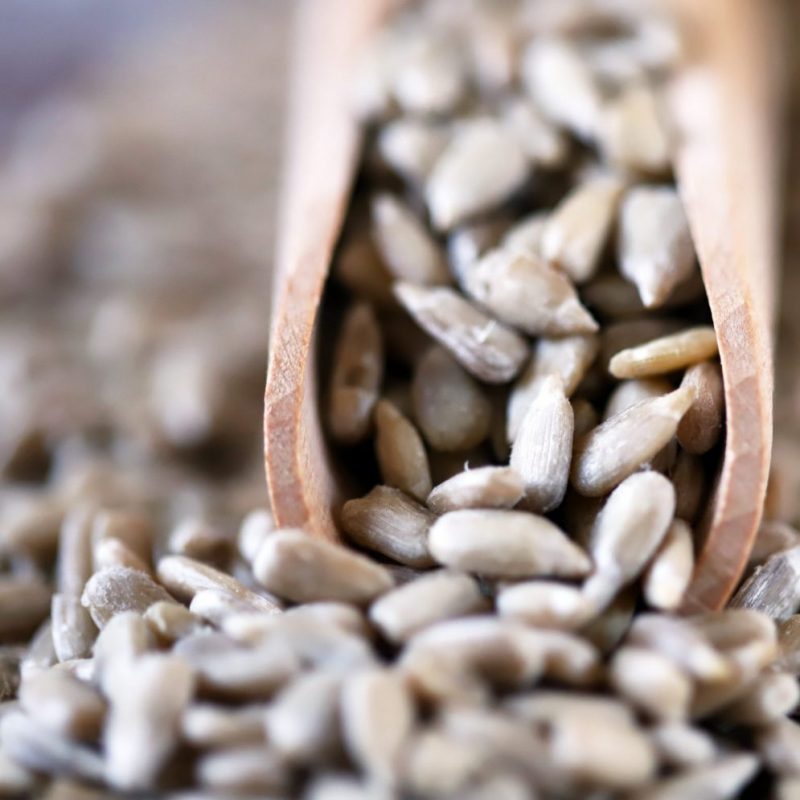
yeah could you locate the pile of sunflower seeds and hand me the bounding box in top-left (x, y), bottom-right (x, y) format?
top-left (0, 1), bottom-right (798, 799)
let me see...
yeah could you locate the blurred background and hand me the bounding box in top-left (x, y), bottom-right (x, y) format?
top-left (0, 0), bottom-right (798, 530)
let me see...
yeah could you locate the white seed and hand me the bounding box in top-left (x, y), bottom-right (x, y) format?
top-left (643, 519), bottom-right (694, 611)
top-left (182, 703), bottom-right (266, 748)
top-left (650, 722), bottom-right (718, 768)
top-left (195, 745), bottom-right (290, 795)
top-left (510, 375), bottom-right (574, 512)
top-left (341, 485), bottom-right (435, 569)
top-left (426, 118), bottom-right (529, 231)
top-left (394, 282), bottom-right (528, 383)
top-left (501, 97), bottom-right (568, 168)
top-left (369, 570), bottom-right (487, 644)
top-left (609, 326), bottom-right (718, 379)
top-left (237, 509), bottom-right (275, 564)
top-left (603, 377), bottom-right (673, 420)
top-left (253, 529), bottom-right (394, 605)
top-left (464, 247), bottom-right (598, 336)
top-left (144, 601), bottom-right (201, 643)
top-left (400, 729), bottom-right (485, 797)
top-left (92, 612), bottom-right (153, 697)
top-left (618, 186), bottom-right (696, 308)
top-left (758, 717), bottom-right (800, 775)
top-left (50, 594), bottom-right (97, 662)
top-left (377, 118), bottom-right (449, 184)
top-left (497, 581), bottom-right (593, 630)
top-left (427, 466), bottom-right (524, 513)
top-left (429, 509), bottom-right (591, 578)
top-left (720, 672), bottom-right (800, 726)
top-left (371, 194), bottom-right (450, 286)
top-left (500, 212), bottom-right (548, 260)
top-left (541, 175), bottom-right (624, 284)
top-left (571, 386), bottom-right (695, 496)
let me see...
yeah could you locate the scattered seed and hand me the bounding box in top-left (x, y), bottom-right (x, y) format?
top-left (609, 326), bottom-right (718, 379)
top-left (427, 466), bottom-right (523, 513)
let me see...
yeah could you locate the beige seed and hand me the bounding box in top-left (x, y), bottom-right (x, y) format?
top-left (500, 211), bottom-right (547, 260)
top-left (401, 644), bottom-right (489, 707)
top-left (778, 778), bottom-right (800, 800)
top-left (394, 282), bottom-right (528, 383)
top-left (581, 585), bottom-right (637, 655)
top-left (237, 509), bottom-right (275, 564)
top-left (50, 595), bottom-right (97, 663)
top-left (643, 519), bottom-right (694, 611)
top-left (501, 97), bottom-right (568, 168)
top-left (427, 466), bottom-right (523, 513)
top-left (57, 506), bottom-right (94, 599)
top-left (778, 616), bottom-right (800, 675)
top-left (601, 317), bottom-right (685, 371)
top-left (609, 646), bottom-right (692, 720)
top-left (92, 537), bottom-right (151, 575)
top-left (464, 247), bottom-right (598, 336)
top-left (720, 672), bottom-right (800, 726)
top-left (104, 654), bottom-right (194, 791)
top-left (510, 375), bottom-right (573, 512)
top-left (583, 472), bottom-right (675, 610)
top-left (629, 754), bottom-right (759, 800)
top-left (603, 377), bottom-right (672, 420)
top-left (571, 385), bottom-right (695, 496)
top-left (327, 302), bottom-right (384, 445)
top-left (19, 669), bottom-right (106, 742)
top-left (600, 82), bottom-right (670, 174)
top-left (618, 186), bottom-right (696, 308)
top-left (81, 567), bottom-right (175, 629)
top-left (514, 627), bottom-right (601, 686)
top-left (90, 509), bottom-right (153, 566)
top-left (730, 545), bottom-right (800, 620)
top-left (0, 578), bottom-right (51, 640)
top-left (758, 717), bottom-right (800, 775)
top-left (369, 570), bottom-right (487, 644)
top-left (448, 218), bottom-right (509, 288)
top-left (0, 746), bottom-right (35, 796)
top-left (189, 589), bottom-right (269, 626)
top-left (412, 346), bottom-right (492, 452)
top-left (688, 609), bottom-right (777, 674)
top-left (340, 668), bottom-right (414, 782)
top-left (610, 326), bottom-right (718, 379)
top-left (497, 581), bottom-right (593, 630)
top-left (507, 333), bottom-right (599, 441)
top-left (253, 529), bottom-right (393, 605)
top-left (0, 491), bottom-right (63, 560)
top-left (677, 360), bottom-right (725, 454)
top-left (371, 194), bottom-right (450, 286)
top-left (195, 745), bottom-right (290, 795)
top-left (341, 486), bottom-right (435, 569)
top-left (377, 118), bottom-right (449, 184)
top-left (373, 400), bottom-right (431, 502)
top-left (400, 729), bottom-right (485, 797)
top-left (92, 612), bottom-right (153, 697)
top-left (182, 703), bottom-right (266, 748)
top-left (143, 601), bottom-right (200, 643)
top-left (540, 175), bottom-right (624, 284)
top-left (650, 722), bottom-right (718, 768)
top-left (429, 509), bottom-right (591, 578)
top-left (672, 449), bottom-right (706, 523)
top-left (425, 118), bottom-right (529, 231)
top-left (166, 517), bottom-right (232, 563)
top-left (334, 233), bottom-right (395, 308)
top-left (522, 37), bottom-right (602, 140)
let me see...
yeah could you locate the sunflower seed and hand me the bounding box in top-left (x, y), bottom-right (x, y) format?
top-left (676, 360), bottom-right (725, 454)
top-left (426, 119), bottom-right (529, 231)
top-left (253, 530), bottom-right (394, 605)
top-left (507, 333), bottom-right (598, 441)
top-left (182, 703), bottom-right (266, 748)
top-left (0, 578), bottom-right (51, 641)
top-left (167, 518), bottom-right (233, 564)
top-left (643, 519), bottom-right (694, 611)
top-left (464, 247), bottom-right (598, 336)
top-left (237, 509), bottom-right (275, 564)
top-left (609, 326), bottom-right (718, 379)
top-left (412, 345), bottom-right (492, 452)
top-left (618, 186), bottom-right (695, 308)
top-left (334, 233), bottom-right (395, 308)
top-left (448, 218), bottom-right (510, 287)
top-left (671, 449), bottom-right (706, 522)
top-left (758, 717), bottom-right (800, 776)
top-left (522, 37), bottom-right (602, 140)
top-left (730, 546), bottom-right (800, 620)
top-left (340, 668), bottom-right (414, 782)
top-left (144, 601), bottom-right (201, 643)
top-left (599, 82), bottom-right (670, 174)
top-left (501, 97), bottom-right (568, 168)
top-left (394, 282), bottom-right (528, 383)
top-left (428, 509), bottom-right (591, 578)
top-left (49, 595), bottom-right (96, 663)
top-left (601, 316), bottom-right (685, 370)
top-left (0, 491), bottom-right (64, 560)
top-left (581, 585), bottom-right (637, 654)
top-left (399, 728), bottom-right (485, 796)
top-left (327, 302), bottom-right (384, 445)
top-left (92, 537), bottom-right (152, 575)
top-left (427, 466), bottom-right (523, 513)
top-left (571, 385), bottom-right (694, 496)
top-left (90, 509), bottom-right (154, 566)
top-left (377, 118), bottom-right (449, 185)
top-left (497, 581), bottom-right (592, 630)
top-left (720, 672), bottom-right (800, 726)
top-left (650, 722), bottom-right (718, 768)
top-left (603, 377), bottom-right (672, 419)
top-left (195, 745), bottom-right (290, 795)
top-left (91, 612), bottom-right (153, 696)
top-left (500, 212), bottom-right (548, 260)
top-left (572, 398), bottom-right (599, 438)
top-left (540, 175), bottom-right (624, 284)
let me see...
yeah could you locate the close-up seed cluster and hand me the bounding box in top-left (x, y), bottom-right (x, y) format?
top-left (0, 1), bottom-right (798, 799)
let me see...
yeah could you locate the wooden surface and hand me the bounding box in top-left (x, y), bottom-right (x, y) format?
top-left (670, 0), bottom-right (784, 610)
top-left (264, 0), bottom-right (394, 538)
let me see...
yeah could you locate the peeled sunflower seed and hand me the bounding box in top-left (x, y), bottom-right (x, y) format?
top-left (143, 601), bottom-right (201, 643)
top-left (373, 400), bottom-right (432, 502)
top-left (730, 545), bottom-right (800, 621)
top-left (253, 529), bottom-right (394, 605)
top-left (571, 385), bottom-right (695, 496)
top-left (496, 581), bottom-right (593, 630)
top-left (334, 233), bottom-right (395, 308)
top-left (412, 346), bottom-right (492, 452)
top-left (500, 211), bottom-right (547, 260)
top-left (91, 612), bottom-right (153, 697)
top-left (80, 567), bottom-right (175, 629)
top-left (195, 745), bottom-right (291, 795)
top-left (394, 282), bottom-right (528, 383)
top-left (757, 717), bottom-right (800, 775)
top-left (609, 326), bottom-right (718, 379)
top-left (90, 509), bottom-right (154, 566)
top-left (618, 185), bottom-right (696, 308)
top-left (603, 377), bottom-right (672, 420)
top-left (327, 302), bottom-right (384, 445)
top-left (377, 118), bottom-right (449, 185)
top-left (522, 37), bottom-right (602, 140)
top-left (650, 722), bottom-right (718, 768)
top-left (582, 471), bottom-right (675, 610)
top-left (719, 671), bottom-right (800, 726)
top-left (371, 194), bottom-right (450, 286)
top-left (428, 509), bottom-right (591, 578)
top-left (643, 518), bottom-right (694, 611)
top-left (237, 509), bottom-right (275, 565)
top-left (182, 703), bottom-right (266, 748)
top-left (341, 485), bottom-right (435, 569)
top-left (92, 537), bottom-right (152, 575)
top-left (677, 360), bottom-right (725, 454)
top-left (448, 217), bottom-right (510, 287)
top-left (507, 333), bottom-right (599, 442)
top-left (540, 174), bottom-right (624, 284)
top-left (599, 82), bottom-right (670, 174)
top-left (427, 466), bottom-right (524, 513)
top-left (509, 375), bottom-right (574, 512)
top-left (463, 247), bottom-right (598, 336)
top-left (369, 570), bottom-right (487, 644)
top-left (501, 96), bottom-right (568, 168)
top-left (425, 118), bottom-right (529, 231)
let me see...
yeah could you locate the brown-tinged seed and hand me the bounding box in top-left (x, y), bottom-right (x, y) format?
top-left (427, 466), bottom-right (523, 513)
top-left (400, 729), bottom-right (485, 797)
top-left (0, 578), bottom-right (51, 641)
top-left (167, 518), bottom-right (232, 563)
top-left (571, 385), bottom-right (694, 496)
top-left (609, 326), bottom-right (718, 379)
top-left (334, 233), bottom-right (395, 308)
top-left (90, 509), bottom-right (153, 565)
top-left (429, 509), bottom-right (591, 578)
top-left (144, 601), bottom-right (201, 643)
top-left (92, 537), bottom-right (152, 575)
top-left (572, 398), bottom-right (599, 439)
top-left (671, 449), bottom-right (706, 523)
top-left (677, 360), bottom-right (725, 454)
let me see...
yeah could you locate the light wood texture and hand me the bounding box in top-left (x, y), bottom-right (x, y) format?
top-left (669, 0), bottom-right (784, 610)
top-left (265, 0), bottom-right (784, 608)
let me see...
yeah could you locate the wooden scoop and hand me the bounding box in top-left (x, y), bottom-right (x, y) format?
top-left (265, 0), bottom-right (784, 611)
